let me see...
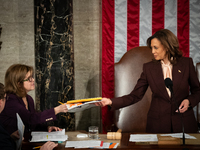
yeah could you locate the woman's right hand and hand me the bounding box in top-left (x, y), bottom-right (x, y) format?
top-left (10, 130), bottom-right (20, 141)
top-left (94, 97), bottom-right (112, 107)
top-left (54, 104), bottom-right (68, 115)
top-left (40, 141), bottom-right (58, 150)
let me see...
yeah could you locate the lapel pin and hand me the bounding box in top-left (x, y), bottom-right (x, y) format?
top-left (178, 70), bottom-right (181, 73)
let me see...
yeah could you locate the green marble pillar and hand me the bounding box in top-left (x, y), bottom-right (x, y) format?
top-left (34, 0), bottom-right (74, 130)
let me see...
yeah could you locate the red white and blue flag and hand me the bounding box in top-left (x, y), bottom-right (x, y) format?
top-left (102, 0), bottom-right (200, 133)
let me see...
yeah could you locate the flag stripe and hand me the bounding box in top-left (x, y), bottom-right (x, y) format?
top-left (177, 0), bottom-right (190, 57)
top-left (189, 0), bottom-right (200, 65)
top-left (102, 0), bottom-right (115, 97)
top-left (152, 0), bottom-right (165, 34)
top-left (102, 0), bottom-right (115, 133)
top-left (115, 0), bottom-right (127, 63)
top-left (164, 0), bottom-right (177, 36)
top-left (102, 0), bottom-right (200, 133)
top-left (127, 0), bottom-right (140, 50)
top-left (139, 0), bottom-right (152, 46)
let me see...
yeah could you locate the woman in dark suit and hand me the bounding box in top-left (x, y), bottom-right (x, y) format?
top-left (0, 64), bottom-right (68, 135)
top-left (95, 29), bottom-right (200, 133)
top-left (0, 83), bottom-right (58, 150)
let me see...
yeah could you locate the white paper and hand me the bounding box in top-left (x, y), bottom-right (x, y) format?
top-left (67, 100), bottom-right (100, 113)
top-left (16, 113), bottom-right (24, 150)
top-left (102, 142), bottom-right (110, 149)
top-left (65, 140), bottom-right (101, 148)
top-left (31, 129), bottom-right (65, 136)
top-left (112, 143), bottom-right (119, 149)
top-left (102, 142), bottom-right (119, 149)
top-left (160, 133), bottom-right (196, 139)
top-left (129, 134), bottom-right (158, 142)
top-left (30, 129), bottom-right (68, 142)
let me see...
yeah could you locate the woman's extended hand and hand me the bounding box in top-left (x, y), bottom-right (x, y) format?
top-left (48, 126), bottom-right (62, 132)
top-left (40, 141), bottom-right (58, 150)
top-left (94, 97), bottom-right (112, 107)
top-left (10, 130), bottom-right (20, 141)
top-left (54, 104), bottom-right (68, 115)
top-left (176, 99), bottom-right (190, 113)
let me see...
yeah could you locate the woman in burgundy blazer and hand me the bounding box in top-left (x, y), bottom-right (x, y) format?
top-left (0, 64), bottom-right (68, 135)
top-left (96, 29), bottom-right (200, 133)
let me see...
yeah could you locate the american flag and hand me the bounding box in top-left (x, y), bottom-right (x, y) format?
top-left (101, 0), bottom-right (200, 133)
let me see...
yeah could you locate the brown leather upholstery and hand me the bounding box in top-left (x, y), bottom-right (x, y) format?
top-left (114, 46), bottom-right (154, 132)
top-left (196, 62), bottom-right (200, 129)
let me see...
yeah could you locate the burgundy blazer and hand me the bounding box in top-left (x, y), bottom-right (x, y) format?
top-left (0, 94), bottom-right (57, 135)
top-left (111, 57), bottom-right (200, 133)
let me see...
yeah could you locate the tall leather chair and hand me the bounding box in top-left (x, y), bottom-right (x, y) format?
top-left (196, 62), bottom-right (200, 130)
top-left (114, 46), bottom-right (154, 132)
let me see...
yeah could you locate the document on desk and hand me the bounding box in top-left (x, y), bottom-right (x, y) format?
top-left (16, 113), bottom-right (24, 150)
top-left (103, 142), bottom-right (119, 149)
top-left (30, 129), bottom-right (68, 142)
top-left (65, 140), bottom-right (119, 149)
top-left (129, 134), bottom-right (158, 142)
top-left (160, 133), bottom-right (196, 139)
top-left (65, 140), bottom-right (102, 148)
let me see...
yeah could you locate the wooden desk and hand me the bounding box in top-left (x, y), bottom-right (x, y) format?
top-left (120, 133), bottom-right (200, 149)
top-left (22, 131), bottom-right (120, 150)
top-left (22, 132), bottom-right (200, 150)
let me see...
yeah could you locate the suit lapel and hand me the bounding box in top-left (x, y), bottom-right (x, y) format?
top-left (149, 62), bottom-right (170, 101)
top-left (172, 59), bottom-right (185, 95)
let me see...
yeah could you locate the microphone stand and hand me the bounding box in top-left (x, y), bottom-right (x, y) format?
top-left (176, 104), bottom-right (185, 145)
top-left (171, 90), bottom-right (187, 149)
top-left (165, 78), bottom-right (187, 149)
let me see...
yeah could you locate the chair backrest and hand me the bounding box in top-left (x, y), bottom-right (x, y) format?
top-left (196, 62), bottom-right (200, 128)
top-left (114, 46), bottom-right (154, 132)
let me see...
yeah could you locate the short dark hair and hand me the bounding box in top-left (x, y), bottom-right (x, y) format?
top-left (0, 83), bottom-right (5, 100)
top-left (147, 29), bottom-right (183, 64)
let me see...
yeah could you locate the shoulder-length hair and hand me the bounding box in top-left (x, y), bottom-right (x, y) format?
top-left (5, 64), bottom-right (33, 98)
top-left (147, 29), bottom-right (183, 64)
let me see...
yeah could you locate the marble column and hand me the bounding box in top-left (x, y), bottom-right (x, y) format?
top-left (34, 0), bottom-right (74, 130)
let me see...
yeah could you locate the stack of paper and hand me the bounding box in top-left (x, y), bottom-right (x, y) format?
top-left (65, 140), bottom-right (102, 148)
top-left (129, 134), bottom-right (158, 142)
top-left (16, 113), bottom-right (24, 150)
top-left (129, 133), bottom-right (196, 143)
top-left (65, 140), bottom-right (119, 149)
top-left (67, 100), bottom-right (101, 113)
top-left (160, 133), bottom-right (196, 139)
top-left (59, 97), bottom-right (102, 113)
top-left (66, 97), bottom-right (102, 104)
top-left (30, 129), bottom-right (68, 142)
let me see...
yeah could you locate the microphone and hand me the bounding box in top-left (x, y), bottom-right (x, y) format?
top-left (164, 78), bottom-right (173, 95)
top-left (164, 78), bottom-right (186, 146)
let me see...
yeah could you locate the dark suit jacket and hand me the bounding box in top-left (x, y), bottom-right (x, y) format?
top-left (111, 57), bottom-right (200, 133)
top-left (0, 122), bottom-right (16, 150)
top-left (0, 94), bottom-right (57, 135)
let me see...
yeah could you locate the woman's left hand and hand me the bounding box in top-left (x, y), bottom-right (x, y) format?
top-left (48, 126), bottom-right (62, 132)
top-left (176, 99), bottom-right (190, 113)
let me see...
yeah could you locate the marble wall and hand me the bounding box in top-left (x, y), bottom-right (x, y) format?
top-left (73, 0), bottom-right (102, 132)
top-left (0, 0), bottom-right (102, 132)
top-left (0, 25), bottom-right (2, 49)
top-left (34, 0), bottom-right (74, 130)
top-left (0, 0), bottom-right (35, 98)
